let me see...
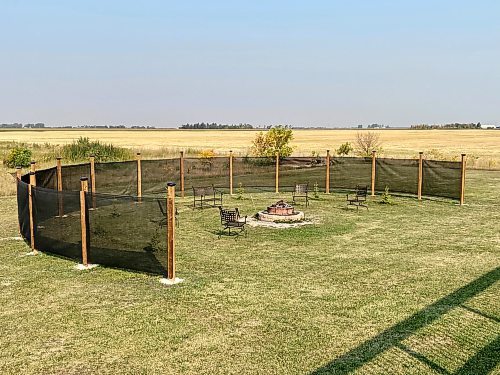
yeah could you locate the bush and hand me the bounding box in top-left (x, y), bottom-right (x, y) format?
top-left (62, 137), bottom-right (132, 162)
top-left (251, 125), bottom-right (294, 158)
top-left (336, 142), bottom-right (353, 156)
top-left (3, 146), bottom-right (32, 168)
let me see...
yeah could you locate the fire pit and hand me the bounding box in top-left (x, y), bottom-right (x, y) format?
top-left (257, 200), bottom-right (305, 223)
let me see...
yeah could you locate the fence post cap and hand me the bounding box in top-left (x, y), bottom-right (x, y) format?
top-left (30, 160), bottom-right (36, 164)
top-left (327, 149), bottom-right (330, 152)
top-left (419, 151), bottom-right (423, 154)
top-left (56, 156), bottom-right (62, 160)
top-left (136, 152), bottom-right (141, 155)
top-left (461, 153), bottom-right (467, 156)
top-left (167, 182), bottom-right (176, 187)
top-left (80, 177), bottom-right (89, 181)
top-left (29, 171), bottom-right (35, 175)
top-left (89, 154), bottom-right (95, 158)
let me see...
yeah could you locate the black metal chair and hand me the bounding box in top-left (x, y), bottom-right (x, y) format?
top-left (218, 207), bottom-right (247, 237)
top-left (192, 185), bottom-right (223, 209)
top-left (346, 185), bottom-right (368, 210)
top-left (292, 183), bottom-right (309, 207)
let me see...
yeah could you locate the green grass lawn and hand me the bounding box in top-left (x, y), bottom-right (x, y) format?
top-left (0, 170), bottom-right (499, 374)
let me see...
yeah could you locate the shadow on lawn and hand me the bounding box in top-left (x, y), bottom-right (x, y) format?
top-left (311, 266), bottom-right (500, 375)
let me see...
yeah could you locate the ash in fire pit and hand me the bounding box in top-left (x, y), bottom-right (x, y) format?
top-left (258, 200), bottom-right (305, 223)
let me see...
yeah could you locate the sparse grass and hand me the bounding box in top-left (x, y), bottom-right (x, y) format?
top-left (0, 170), bottom-right (498, 374)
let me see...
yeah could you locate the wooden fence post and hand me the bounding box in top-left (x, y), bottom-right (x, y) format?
top-left (90, 155), bottom-right (96, 209)
top-left (326, 149), bottom-right (330, 194)
top-left (418, 152), bottom-right (423, 200)
top-left (136, 153), bottom-right (142, 201)
top-left (56, 157), bottom-right (64, 217)
top-left (167, 182), bottom-right (176, 280)
top-left (275, 153), bottom-right (279, 193)
top-left (460, 153), bottom-right (467, 205)
top-left (80, 177), bottom-right (89, 266)
top-left (371, 150), bottom-right (376, 197)
top-left (28, 171), bottom-right (37, 253)
top-left (229, 150), bottom-right (233, 195)
top-left (30, 161), bottom-right (36, 186)
top-left (180, 151), bottom-right (185, 198)
top-left (16, 167), bottom-right (22, 234)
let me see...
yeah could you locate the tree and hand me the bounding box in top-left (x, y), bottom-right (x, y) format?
top-left (251, 125), bottom-right (294, 158)
top-left (354, 131), bottom-right (382, 157)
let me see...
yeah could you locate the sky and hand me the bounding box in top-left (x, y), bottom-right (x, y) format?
top-left (1, 0), bottom-right (499, 128)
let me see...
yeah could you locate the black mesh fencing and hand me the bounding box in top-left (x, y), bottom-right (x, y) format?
top-left (375, 158), bottom-right (419, 195)
top-left (331, 157), bottom-right (372, 190)
top-left (280, 157), bottom-right (326, 191)
top-left (88, 194), bottom-right (168, 275)
top-left (19, 156), bottom-right (463, 275)
top-left (94, 160), bottom-right (137, 195)
top-left (17, 180), bottom-right (30, 241)
top-left (184, 157), bottom-right (230, 193)
top-left (422, 160), bottom-right (461, 199)
top-left (31, 185), bottom-right (82, 261)
top-left (233, 157), bottom-right (275, 192)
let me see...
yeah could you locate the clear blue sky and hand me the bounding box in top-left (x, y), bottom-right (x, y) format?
top-left (1, 0), bottom-right (499, 127)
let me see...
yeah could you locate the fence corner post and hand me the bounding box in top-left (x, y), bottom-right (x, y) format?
top-left (326, 149), bottom-right (330, 194)
top-left (418, 152), bottom-right (423, 200)
top-left (460, 153), bottom-right (467, 205)
top-left (79, 177), bottom-right (89, 266)
top-left (371, 150), bottom-right (376, 197)
top-left (180, 151), bottom-right (185, 198)
top-left (229, 150), bottom-right (233, 195)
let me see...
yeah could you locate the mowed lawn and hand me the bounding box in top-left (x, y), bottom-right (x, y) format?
top-left (0, 170), bottom-right (499, 374)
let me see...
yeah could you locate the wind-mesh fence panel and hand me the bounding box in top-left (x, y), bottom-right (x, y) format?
top-left (60, 163), bottom-right (91, 192)
top-left (17, 180), bottom-right (30, 241)
top-left (232, 157), bottom-right (276, 191)
top-left (280, 157), bottom-right (326, 191)
top-left (35, 167), bottom-right (57, 189)
top-left (331, 157), bottom-right (372, 190)
top-left (375, 158), bottom-right (419, 195)
top-left (141, 158), bottom-right (179, 195)
top-left (422, 160), bottom-right (461, 199)
top-left (94, 160), bottom-right (137, 195)
top-left (88, 194), bottom-right (168, 275)
top-left (31, 186), bottom-right (82, 261)
top-left (184, 157), bottom-right (229, 193)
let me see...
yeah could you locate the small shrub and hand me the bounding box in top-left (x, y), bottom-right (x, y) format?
top-left (198, 149), bottom-right (216, 159)
top-left (380, 186), bottom-right (394, 205)
top-left (336, 142), bottom-right (353, 156)
top-left (313, 182), bottom-right (320, 199)
top-left (251, 125), bottom-right (294, 158)
top-left (3, 146), bottom-right (32, 168)
top-left (236, 182), bottom-right (245, 200)
top-left (354, 132), bottom-right (383, 157)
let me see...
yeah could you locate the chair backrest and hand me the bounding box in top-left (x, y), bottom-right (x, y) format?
top-left (295, 183), bottom-right (308, 194)
top-left (193, 185), bottom-right (214, 196)
top-left (356, 185), bottom-right (368, 197)
top-left (219, 207), bottom-right (239, 223)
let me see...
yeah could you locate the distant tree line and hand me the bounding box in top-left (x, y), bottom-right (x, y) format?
top-left (411, 122), bottom-right (481, 129)
top-left (1, 123), bottom-right (45, 128)
top-left (180, 122), bottom-right (253, 129)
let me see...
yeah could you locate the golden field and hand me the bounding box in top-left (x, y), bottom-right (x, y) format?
top-left (0, 128), bottom-right (498, 168)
